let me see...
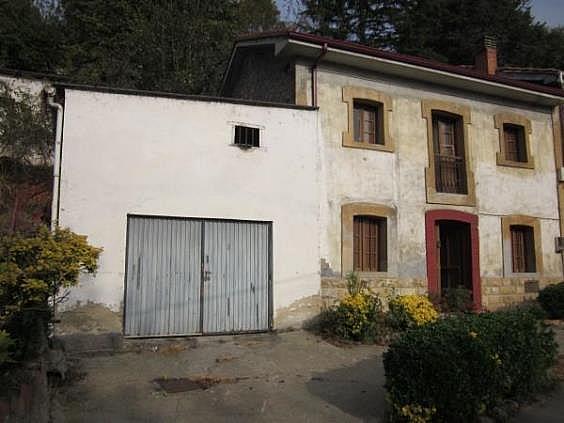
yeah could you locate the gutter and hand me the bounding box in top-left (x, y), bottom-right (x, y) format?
top-left (45, 86), bottom-right (63, 231)
top-left (311, 43), bottom-right (328, 107)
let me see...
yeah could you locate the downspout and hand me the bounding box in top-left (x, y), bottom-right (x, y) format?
top-left (45, 86), bottom-right (63, 231)
top-left (311, 43), bottom-right (328, 107)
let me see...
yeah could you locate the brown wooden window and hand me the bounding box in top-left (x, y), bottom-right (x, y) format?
top-left (353, 215), bottom-right (387, 272)
top-left (353, 101), bottom-right (383, 145)
top-left (510, 225), bottom-right (536, 273)
top-left (503, 124), bottom-right (527, 162)
top-left (432, 112), bottom-right (467, 194)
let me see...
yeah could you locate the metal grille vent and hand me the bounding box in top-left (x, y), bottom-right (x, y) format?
top-left (234, 125), bottom-right (260, 148)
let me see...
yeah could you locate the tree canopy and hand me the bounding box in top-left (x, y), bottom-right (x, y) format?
top-left (299, 0), bottom-right (564, 69)
top-left (0, 0), bottom-right (281, 95)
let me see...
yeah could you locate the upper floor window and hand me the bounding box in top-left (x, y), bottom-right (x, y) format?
top-left (234, 125), bottom-right (260, 148)
top-left (503, 124), bottom-right (527, 163)
top-left (432, 111), bottom-right (467, 194)
top-left (494, 113), bottom-right (534, 169)
top-left (510, 225), bottom-right (536, 273)
top-left (353, 215), bottom-right (387, 272)
top-left (342, 86), bottom-right (393, 152)
top-left (353, 101), bottom-right (383, 146)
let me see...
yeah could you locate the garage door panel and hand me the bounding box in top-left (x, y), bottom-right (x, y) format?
top-left (124, 216), bottom-right (202, 336)
top-left (203, 221), bottom-right (270, 333)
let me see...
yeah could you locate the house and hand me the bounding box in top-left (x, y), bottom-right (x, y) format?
top-left (2, 32), bottom-right (564, 337)
top-left (221, 32), bottom-right (564, 311)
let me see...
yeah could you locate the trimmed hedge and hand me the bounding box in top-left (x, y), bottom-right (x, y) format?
top-left (538, 282), bottom-right (564, 319)
top-left (383, 309), bottom-right (557, 422)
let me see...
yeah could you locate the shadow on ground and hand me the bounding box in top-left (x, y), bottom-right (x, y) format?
top-left (306, 356), bottom-right (387, 421)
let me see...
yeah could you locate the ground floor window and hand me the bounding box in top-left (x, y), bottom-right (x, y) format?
top-left (510, 225), bottom-right (536, 273)
top-left (353, 215), bottom-right (387, 272)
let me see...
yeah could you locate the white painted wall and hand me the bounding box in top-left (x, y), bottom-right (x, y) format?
top-left (58, 89), bottom-right (321, 325)
top-left (308, 63), bottom-right (562, 281)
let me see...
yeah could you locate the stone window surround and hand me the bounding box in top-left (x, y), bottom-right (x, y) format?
top-left (342, 86), bottom-right (393, 152)
top-left (341, 203), bottom-right (395, 277)
top-left (421, 99), bottom-right (476, 207)
top-left (501, 215), bottom-right (543, 278)
top-left (494, 113), bottom-right (535, 169)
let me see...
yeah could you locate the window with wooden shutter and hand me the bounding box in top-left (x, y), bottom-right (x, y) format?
top-left (503, 124), bottom-right (526, 162)
top-left (353, 101), bottom-right (383, 146)
top-left (432, 112), bottom-right (467, 194)
top-left (353, 215), bottom-right (387, 272)
top-left (510, 225), bottom-right (536, 273)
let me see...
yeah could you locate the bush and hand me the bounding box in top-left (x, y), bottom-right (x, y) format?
top-left (0, 227), bottom-right (101, 359)
top-left (0, 330), bottom-right (14, 366)
top-left (388, 295), bottom-right (438, 330)
top-left (384, 309), bottom-right (557, 422)
top-left (319, 273), bottom-right (387, 343)
top-left (538, 282), bottom-right (564, 319)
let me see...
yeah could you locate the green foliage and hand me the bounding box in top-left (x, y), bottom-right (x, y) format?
top-left (538, 282), bottom-right (564, 319)
top-left (345, 271), bottom-right (366, 295)
top-left (299, 0), bottom-right (397, 47)
top-left (0, 227), bottom-right (101, 359)
top-left (0, 0), bottom-right (63, 73)
top-left (388, 295), bottom-right (438, 330)
top-left (0, 330), bottom-right (14, 366)
top-left (0, 82), bottom-right (53, 234)
top-left (384, 309), bottom-right (557, 422)
top-left (440, 287), bottom-right (473, 313)
top-left (299, 0), bottom-right (564, 71)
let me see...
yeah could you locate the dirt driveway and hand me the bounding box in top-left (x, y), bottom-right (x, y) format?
top-left (58, 331), bottom-right (387, 422)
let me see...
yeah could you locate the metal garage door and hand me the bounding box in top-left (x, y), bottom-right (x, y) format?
top-left (124, 215), bottom-right (272, 337)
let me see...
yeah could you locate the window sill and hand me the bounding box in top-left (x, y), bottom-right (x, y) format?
top-left (496, 153), bottom-right (535, 169)
top-left (342, 136), bottom-right (394, 152)
top-left (354, 271), bottom-right (391, 279)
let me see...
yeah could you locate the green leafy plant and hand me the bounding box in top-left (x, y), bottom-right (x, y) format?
top-left (0, 227), bottom-right (101, 359)
top-left (384, 309), bottom-right (557, 422)
top-left (0, 330), bottom-right (14, 366)
top-left (538, 282), bottom-right (564, 319)
top-left (441, 287), bottom-right (474, 313)
top-left (388, 295), bottom-right (439, 330)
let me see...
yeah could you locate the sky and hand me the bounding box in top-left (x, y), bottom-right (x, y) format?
top-left (276, 0), bottom-right (564, 28)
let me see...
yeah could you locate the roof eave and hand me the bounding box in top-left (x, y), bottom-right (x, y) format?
top-left (228, 35), bottom-right (564, 107)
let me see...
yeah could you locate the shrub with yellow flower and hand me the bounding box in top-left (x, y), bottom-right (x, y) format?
top-left (388, 295), bottom-right (438, 330)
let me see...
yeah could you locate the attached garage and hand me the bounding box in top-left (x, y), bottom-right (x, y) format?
top-left (124, 215), bottom-right (272, 337)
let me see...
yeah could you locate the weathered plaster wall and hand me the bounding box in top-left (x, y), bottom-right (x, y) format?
top-left (58, 89), bottom-right (321, 328)
top-left (307, 63), bottom-right (563, 307)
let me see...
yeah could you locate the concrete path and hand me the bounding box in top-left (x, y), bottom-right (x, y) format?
top-left (59, 325), bottom-right (564, 422)
top-left (59, 331), bottom-right (387, 422)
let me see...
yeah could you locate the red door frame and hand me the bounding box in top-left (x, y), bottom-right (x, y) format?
top-left (425, 209), bottom-right (482, 310)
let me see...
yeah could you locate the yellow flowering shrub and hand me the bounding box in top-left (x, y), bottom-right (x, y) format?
top-left (388, 295), bottom-right (438, 330)
top-left (319, 273), bottom-right (386, 342)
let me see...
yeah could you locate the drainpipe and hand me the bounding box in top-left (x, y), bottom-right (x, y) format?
top-left (45, 86), bottom-right (63, 231)
top-left (311, 43), bottom-right (328, 107)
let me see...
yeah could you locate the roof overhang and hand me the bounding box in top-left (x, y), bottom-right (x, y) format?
top-left (225, 34), bottom-right (564, 107)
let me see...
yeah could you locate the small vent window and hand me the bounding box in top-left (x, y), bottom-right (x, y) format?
top-left (234, 125), bottom-right (260, 148)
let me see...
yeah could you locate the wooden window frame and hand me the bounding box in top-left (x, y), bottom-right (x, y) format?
top-left (494, 113), bottom-right (534, 169)
top-left (343, 86), bottom-right (393, 152)
top-left (353, 215), bottom-right (387, 272)
top-left (422, 100), bottom-right (476, 206)
top-left (342, 203), bottom-right (394, 277)
top-left (501, 215), bottom-right (543, 277)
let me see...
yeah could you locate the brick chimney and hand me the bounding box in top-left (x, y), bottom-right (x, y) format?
top-left (474, 36), bottom-right (498, 75)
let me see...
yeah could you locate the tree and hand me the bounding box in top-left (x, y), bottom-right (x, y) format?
top-left (61, 0), bottom-right (281, 94)
top-left (299, 0), bottom-right (397, 47)
top-left (391, 0), bottom-right (552, 67)
top-left (0, 0), bottom-right (63, 73)
top-left (0, 82), bottom-right (53, 234)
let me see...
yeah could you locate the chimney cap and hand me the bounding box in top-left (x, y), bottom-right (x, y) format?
top-left (483, 35), bottom-right (497, 49)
